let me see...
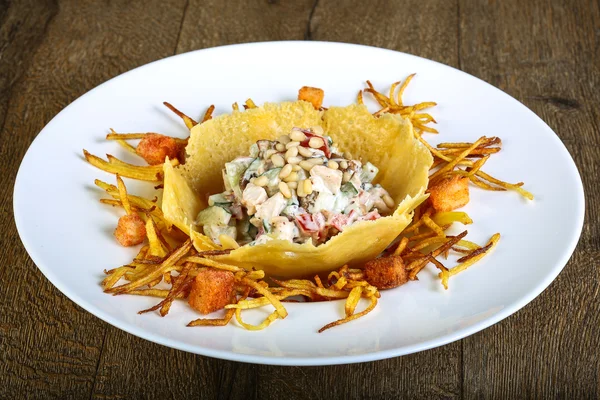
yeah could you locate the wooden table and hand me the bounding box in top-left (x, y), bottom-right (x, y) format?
top-left (1, 0), bottom-right (598, 398)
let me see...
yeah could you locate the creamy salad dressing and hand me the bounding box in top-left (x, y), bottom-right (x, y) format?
top-left (196, 127), bottom-right (395, 246)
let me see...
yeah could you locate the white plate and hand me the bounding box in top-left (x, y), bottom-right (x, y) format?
top-left (14, 42), bottom-right (584, 366)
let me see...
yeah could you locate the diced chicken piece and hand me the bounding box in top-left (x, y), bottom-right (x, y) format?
top-left (310, 165), bottom-right (343, 195)
top-left (114, 214), bottom-right (146, 246)
top-left (363, 255), bottom-right (408, 290)
top-left (271, 216), bottom-right (299, 242)
top-left (188, 268), bottom-right (235, 314)
top-left (298, 86), bottom-right (324, 109)
top-left (255, 192), bottom-right (287, 222)
top-left (242, 183), bottom-right (268, 215)
top-left (368, 186), bottom-right (392, 214)
top-left (427, 175), bottom-right (470, 212)
top-left (136, 133), bottom-right (183, 165)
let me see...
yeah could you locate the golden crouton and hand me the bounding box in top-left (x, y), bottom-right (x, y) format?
top-left (188, 268), bottom-right (235, 314)
top-left (298, 86), bottom-right (324, 109)
top-left (114, 214), bottom-right (146, 247)
top-left (136, 133), bottom-right (183, 165)
top-left (363, 255), bottom-right (409, 290)
top-left (427, 175), bottom-right (470, 212)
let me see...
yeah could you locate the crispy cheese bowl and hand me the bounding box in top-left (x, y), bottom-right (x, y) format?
top-left (162, 102), bottom-right (432, 277)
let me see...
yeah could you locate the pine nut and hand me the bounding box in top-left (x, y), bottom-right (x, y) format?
top-left (285, 146), bottom-right (298, 159)
top-left (292, 164), bottom-right (301, 171)
top-left (286, 141), bottom-right (300, 149)
top-left (299, 160), bottom-right (315, 171)
top-left (275, 143), bottom-right (285, 152)
top-left (283, 171), bottom-right (299, 182)
top-left (344, 152), bottom-right (353, 160)
top-left (383, 194), bottom-right (395, 208)
top-left (297, 146), bottom-right (313, 158)
top-left (271, 154), bottom-right (285, 167)
top-left (278, 135), bottom-right (291, 145)
top-left (339, 160), bottom-right (348, 169)
top-left (303, 179), bottom-right (313, 195)
top-left (312, 126), bottom-right (324, 136)
top-left (286, 181), bottom-right (298, 190)
top-left (297, 181), bottom-right (306, 197)
top-left (290, 130), bottom-right (307, 142)
top-left (253, 175), bottom-right (268, 187)
top-left (279, 181), bottom-right (292, 198)
top-left (264, 149), bottom-right (277, 159)
top-left (342, 171), bottom-right (353, 183)
top-left (286, 156), bottom-right (302, 165)
top-left (327, 160), bottom-right (339, 170)
top-left (309, 137), bottom-right (324, 149)
top-left (279, 164), bottom-right (293, 179)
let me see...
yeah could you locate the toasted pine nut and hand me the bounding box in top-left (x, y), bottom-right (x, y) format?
top-left (286, 156), bottom-right (302, 165)
top-left (279, 164), bottom-right (293, 179)
top-left (264, 149), bottom-right (277, 160)
top-left (283, 172), bottom-right (299, 182)
top-left (297, 181), bottom-right (306, 197)
top-left (383, 194), bottom-right (395, 208)
top-left (312, 126), bottom-right (324, 136)
top-left (285, 146), bottom-right (298, 159)
top-left (253, 175), bottom-right (269, 187)
top-left (297, 146), bottom-right (313, 158)
top-left (309, 137), bottom-right (324, 149)
top-left (342, 171), bottom-right (353, 183)
top-left (303, 179), bottom-right (313, 195)
top-left (279, 182), bottom-right (292, 198)
top-left (290, 130), bottom-right (307, 142)
top-left (278, 135), bottom-right (291, 145)
top-left (299, 160), bottom-right (315, 171)
top-left (271, 154), bottom-right (285, 167)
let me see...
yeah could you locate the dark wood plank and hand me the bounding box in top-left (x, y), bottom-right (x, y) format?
top-left (459, 0), bottom-right (600, 397)
top-left (175, 0), bottom-right (315, 53)
top-left (0, 0), bottom-right (187, 398)
top-left (309, 0), bottom-right (460, 68)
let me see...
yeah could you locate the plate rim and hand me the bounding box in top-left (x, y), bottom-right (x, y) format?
top-left (13, 40), bottom-right (586, 366)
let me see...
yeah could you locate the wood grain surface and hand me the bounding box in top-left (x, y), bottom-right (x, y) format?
top-left (0, 0), bottom-right (598, 398)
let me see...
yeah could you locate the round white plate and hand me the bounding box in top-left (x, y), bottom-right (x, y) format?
top-left (14, 42), bottom-right (584, 366)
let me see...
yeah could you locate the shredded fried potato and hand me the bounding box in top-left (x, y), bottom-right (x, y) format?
top-left (92, 76), bottom-right (533, 332)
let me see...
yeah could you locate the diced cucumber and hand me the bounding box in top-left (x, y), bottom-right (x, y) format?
top-left (203, 225), bottom-right (237, 245)
top-left (360, 162), bottom-right (379, 184)
top-left (196, 206), bottom-right (232, 226)
top-left (249, 143), bottom-right (259, 158)
top-left (341, 182), bottom-right (359, 196)
top-left (242, 158), bottom-right (262, 183)
top-left (259, 167), bottom-right (282, 196)
top-left (225, 157), bottom-right (253, 198)
top-left (208, 193), bottom-right (232, 207)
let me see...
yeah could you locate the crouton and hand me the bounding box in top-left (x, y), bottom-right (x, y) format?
top-left (188, 268), bottom-right (235, 314)
top-left (427, 175), bottom-right (470, 212)
top-left (363, 255), bottom-right (409, 290)
top-left (114, 214), bottom-right (146, 247)
top-left (298, 86), bottom-right (324, 109)
top-left (136, 133), bottom-right (183, 165)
